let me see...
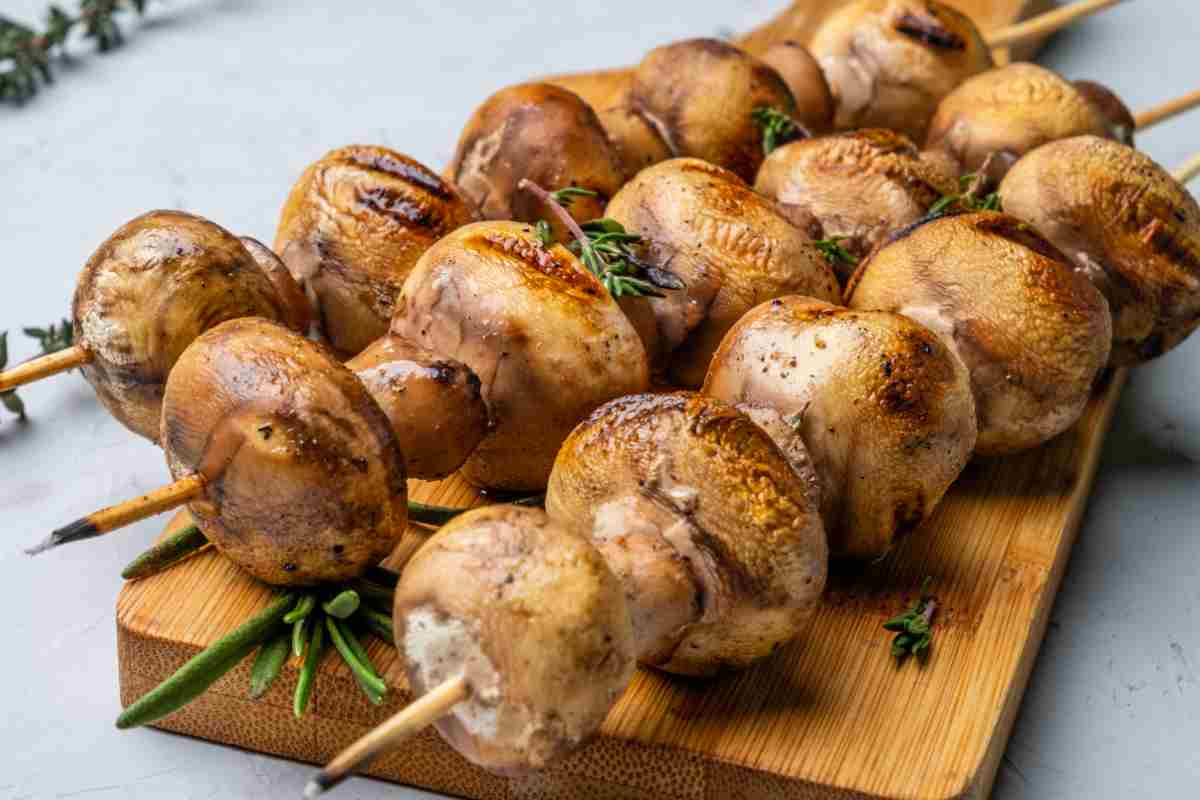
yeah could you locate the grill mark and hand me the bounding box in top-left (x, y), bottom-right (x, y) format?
top-left (340, 149), bottom-right (452, 199)
top-left (894, 12), bottom-right (966, 50)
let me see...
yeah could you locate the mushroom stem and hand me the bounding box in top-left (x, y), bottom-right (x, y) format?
top-left (985, 0), bottom-right (1124, 48)
top-left (305, 674), bottom-right (470, 797)
top-left (1134, 88), bottom-right (1200, 131)
top-left (0, 344), bottom-right (90, 392)
top-left (27, 475), bottom-right (206, 555)
top-left (1174, 153), bottom-right (1200, 187)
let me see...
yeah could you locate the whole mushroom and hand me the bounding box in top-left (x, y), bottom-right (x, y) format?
top-left (390, 221), bottom-right (649, 491)
top-left (704, 297), bottom-right (976, 559)
top-left (926, 63), bottom-right (1121, 180)
top-left (846, 212), bottom-right (1113, 454)
top-left (546, 392), bottom-right (827, 675)
top-left (72, 210), bottom-right (290, 442)
top-left (605, 158), bottom-right (841, 387)
top-left (446, 83), bottom-right (625, 240)
top-left (275, 146), bottom-right (476, 356)
top-left (809, 0), bottom-right (993, 141)
top-left (999, 136), bottom-right (1200, 365)
top-left (754, 128), bottom-right (959, 283)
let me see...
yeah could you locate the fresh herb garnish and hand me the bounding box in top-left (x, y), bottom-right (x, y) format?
top-left (0, 332), bottom-right (27, 420)
top-left (814, 236), bottom-right (859, 268)
top-left (518, 180), bottom-right (684, 299)
top-left (752, 106), bottom-right (810, 156)
top-left (24, 317), bottom-right (74, 357)
top-left (1, 1), bottom-right (151, 105)
top-left (884, 578), bottom-right (938, 661)
top-left (928, 158), bottom-right (1002, 217)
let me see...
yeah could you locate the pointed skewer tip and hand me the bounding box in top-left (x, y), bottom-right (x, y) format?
top-left (304, 774), bottom-right (333, 799)
top-left (25, 517), bottom-right (100, 556)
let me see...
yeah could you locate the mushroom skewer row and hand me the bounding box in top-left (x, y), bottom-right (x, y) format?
top-left (308, 392), bottom-right (827, 795)
top-left (0, 212), bottom-right (308, 441)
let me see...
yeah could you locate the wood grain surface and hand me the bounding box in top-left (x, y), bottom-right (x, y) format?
top-left (117, 365), bottom-right (1126, 800)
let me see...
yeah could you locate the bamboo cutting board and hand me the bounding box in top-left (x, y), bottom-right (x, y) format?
top-left (116, 367), bottom-right (1127, 800)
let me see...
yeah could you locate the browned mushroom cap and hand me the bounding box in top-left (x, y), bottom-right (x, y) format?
top-left (605, 158), bottom-right (841, 388)
top-left (809, 0), bottom-right (993, 142)
top-left (759, 41), bottom-right (836, 134)
top-left (704, 297), bottom-right (976, 558)
top-left (999, 136), bottom-right (1200, 365)
top-left (546, 392), bottom-right (827, 676)
top-left (274, 146), bottom-right (475, 357)
top-left (391, 221), bottom-right (649, 492)
top-left (1072, 81), bottom-right (1136, 146)
top-left (160, 318), bottom-right (407, 586)
top-left (754, 128), bottom-right (959, 283)
top-left (394, 504), bottom-right (634, 776)
top-left (71, 210), bottom-right (287, 443)
top-left (630, 38), bottom-right (796, 183)
top-left (595, 97), bottom-right (674, 181)
top-left (446, 83), bottom-right (625, 241)
top-left (237, 236), bottom-right (315, 337)
top-left (926, 63), bottom-right (1114, 181)
top-left (348, 333), bottom-right (488, 480)
top-left (846, 212), bottom-right (1112, 454)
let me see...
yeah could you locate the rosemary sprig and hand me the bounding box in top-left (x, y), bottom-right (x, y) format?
top-left (518, 180), bottom-right (684, 299)
top-left (752, 106), bottom-right (810, 156)
top-left (814, 236), bottom-right (859, 269)
top-left (0, 332), bottom-right (27, 420)
top-left (24, 318), bottom-right (74, 356)
top-left (884, 578), bottom-right (938, 661)
top-left (1, 1), bottom-right (149, 105)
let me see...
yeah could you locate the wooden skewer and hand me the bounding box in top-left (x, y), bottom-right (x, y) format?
top-left (0, 345), bottom-right (90, 392)
top-left (305, 674), bottom-right (470, 798)
top-left (27, 475), bottom-right (206, 555)
top-left (985, 0), bottom-right (1125, 48)
top-left (1135, 88), bottom-right (1200, 131)
top-left (1174, 153), bottom-right (1200, 186)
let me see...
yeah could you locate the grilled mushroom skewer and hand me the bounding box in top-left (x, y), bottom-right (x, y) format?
top-left (0, 211), bottom-right (301, 441)
top-left (308, 393), bottom-right (826, 795)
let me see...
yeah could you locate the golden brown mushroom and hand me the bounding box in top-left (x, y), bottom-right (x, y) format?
top-left (704, 297), bottom-right (976, 558)
top-left (754, 128), bottom-right (959, 283)
top-left (445, 83), bottom-right (625, 240)
top-left (846, 212), bottom-right (1112, 454)
top-left (347, 333), bottom-right (488, 480)
top-left (809, 0), bottom-right (993, 141)
top-left (546, 392), bottom-right (827, 675)
top-left (605, 158), bottom-right (841, 388)
top-left (275, 146), bottom-right (475, 357)
top-left (159, 317), bottom-right (407, 586)
top-left (999, 136), bottom-right (1200, 365)
top-left (391, 221), bottom-right (649, 491)
top-left (70, 211), bottom-right (288, 442)
top-left (925, 63), bottom-right (1116, 180)
top-left (394, 504), bottom-right (635, 775)
top-left (629, 38), bottom-right (797, 182)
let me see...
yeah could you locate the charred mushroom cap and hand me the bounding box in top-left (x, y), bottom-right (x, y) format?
top-left (809, 0), bottom-right (993, 142)
top-left (999, 136), bottom-right (1200, 365)
top-left (704, 297), bottom-right (976, 558)
top-left (446, 83), bottom-right (625, 240)
top-left (71, 210), bottom-right (287, 443)
top-left (160, 318), bottom-right (408, 587)
top-left (390, 221), bottom-right (650, 492)
top-left (845, 212), bottom-right (1112, 454)
top-left (925, 63), bottom-right (1114, 181)
top-left (237, 236), bottom-right (315, 337)
top-left (348, 333), bottom-right (489, 480)
top-left (274, 146), bottom-right (475, 357)
top-left (546, 392), bottom-right (827, 677)
top-left (394, 505), bottom-right (635, 776)
top-left (630, 38), bottom-right (797, 183)
top-left (754, 128), bottom-right (959, 283)
top-left (605, 158), bottom-right (841, 388)
top-left (759, 41), bottom-right (836, 134)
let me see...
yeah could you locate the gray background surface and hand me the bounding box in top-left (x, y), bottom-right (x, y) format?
top-left (1, 1), bottom-right (1198, 797)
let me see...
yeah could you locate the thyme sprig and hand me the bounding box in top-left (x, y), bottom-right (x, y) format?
top-left (518, 180), bottom-right (684, 299)
top-left (752, 106), bottom-right (810, 156)
top-left (884, 578), bottom-right (937, 661)
top-left (928, 157), bottom-right (1003, 217)
top-left (1, 1), bottom-right (149, 105)
top-left (814, 236), bottom-right (859, 268)
top-left (24, 317), bottom-right (74, 356)
top-left (0, 332), bottom-right (27, 420)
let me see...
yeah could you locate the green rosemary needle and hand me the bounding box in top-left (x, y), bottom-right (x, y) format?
top-left (752, 106), bottom-right (810, 156)
top-left (884, 578), bottom-right (938, 661)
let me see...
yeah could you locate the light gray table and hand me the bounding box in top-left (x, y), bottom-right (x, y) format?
top-left (2, 2), bottom-right (1198, 798)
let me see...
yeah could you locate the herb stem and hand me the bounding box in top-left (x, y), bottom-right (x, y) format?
top-left (120, 524), bottom-right (210, 581)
